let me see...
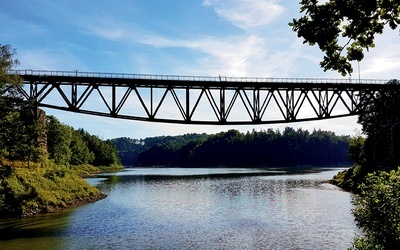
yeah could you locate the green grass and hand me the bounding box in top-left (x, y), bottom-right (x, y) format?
top-left (0, 159), bottom-right (113, 217)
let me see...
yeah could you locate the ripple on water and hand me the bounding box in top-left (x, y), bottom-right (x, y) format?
top-left (0, 168), bottom-right (358, 250)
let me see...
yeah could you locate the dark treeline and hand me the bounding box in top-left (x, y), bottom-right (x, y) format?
top-left (110, 127), bottom-right (350, 167)
top-left (109, 133), bottom-right (205, 166)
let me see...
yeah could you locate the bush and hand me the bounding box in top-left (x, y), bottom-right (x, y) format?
top-left (332, 164), bottom-right (363, 192)
top-left (350, 168), bottom-right (400, 249)
top-left (0, 159), bottom-right (104, 217)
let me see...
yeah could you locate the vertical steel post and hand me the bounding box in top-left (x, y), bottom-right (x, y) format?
top-left (220, 87), bottom-right (226, 122)
top-left (112, 84), bottom-right (116, 116)
top-left (71, 82), bottom-right (77, 109)
top-left (186, 85), bottom-right (190, 122)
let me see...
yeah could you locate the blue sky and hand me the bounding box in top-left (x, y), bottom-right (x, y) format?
top-left (2, 0), bottom-right (399, 139)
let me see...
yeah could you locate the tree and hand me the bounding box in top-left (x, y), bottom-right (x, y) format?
top-left (350, 168), bottom-right (400, 249)
top-left (358, 80), bottom-right (400, 171)
top-left (45, 117), bottom-right (120, 167)
top-left (290, 0), bottom-right (400, 76)
top-left (348, 134), bottom-right (366, 166)
top-left (133, 128), bottom-right (350, 167)
top-left (46, 115), bottom-right (73, 165)
top-left (0, 44), bottom-right (22, 158)
top-left (79, 130), bottom-right (120, 166)
top-left (0, 44), bottom-right (42, 162)
top-left (70, 130), bottom-right (94, 165)
top-left (0, 44), bottom-right (22, 104)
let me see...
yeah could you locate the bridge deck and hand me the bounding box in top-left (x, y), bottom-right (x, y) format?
top-left (11, 69), bottom-right (388, 85)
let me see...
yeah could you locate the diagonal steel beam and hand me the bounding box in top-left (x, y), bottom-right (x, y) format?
top-left (12, 70), bottom-right (399, 125)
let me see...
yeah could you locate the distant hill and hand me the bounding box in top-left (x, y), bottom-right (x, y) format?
top-left (109, 127), bottom-right (351, 167)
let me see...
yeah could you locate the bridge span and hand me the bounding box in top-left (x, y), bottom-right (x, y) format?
top-left (11, 70), bottom-right (396, 125)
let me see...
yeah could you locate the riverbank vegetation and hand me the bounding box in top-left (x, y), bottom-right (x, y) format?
top-left (0, 159), bottom-right (106, 217)
top-left (350, 168), bottom-right (400, 249)
top-left (0, 44), bottom-right (122, 217)
top-left (0, 111), bottom-right (122, 217)
top-left (331, 81), bottom-right (400, 249)
top-left (111, 128), bottom-right (351, 167)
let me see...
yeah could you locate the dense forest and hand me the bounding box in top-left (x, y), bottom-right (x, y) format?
top-left (46, 115), bottom-right (120, 167)
top-left (110, 128), bottom-right (351, 167)
top-left (0, 111), bottom-right (121, 169)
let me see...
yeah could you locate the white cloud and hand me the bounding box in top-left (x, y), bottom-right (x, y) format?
top-left (357, 29), bottom-right (400, 80)
top-left (79, 17), bottom-right (271, 76)
top-left (182, 35), bottom-right (269, 76)
top-left (202, 0), bottom-right (285, 29)
top-left (81, 17), bottom-right (330, 78)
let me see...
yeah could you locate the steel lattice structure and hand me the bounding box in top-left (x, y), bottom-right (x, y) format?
top-left (11, 70), bottom-right (396, 125)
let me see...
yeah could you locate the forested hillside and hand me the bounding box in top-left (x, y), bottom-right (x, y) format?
top-left (110, 128), bottom-right (350, 167)
top-left (46, 115), bottom-right (120, 168)
top-left (109, 133), bottom-right (207, 166)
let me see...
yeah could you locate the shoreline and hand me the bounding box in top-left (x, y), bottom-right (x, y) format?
top-left (0, 160), bottom-right (121, 219)
top-left (21, 193), bottom-right (108, 218)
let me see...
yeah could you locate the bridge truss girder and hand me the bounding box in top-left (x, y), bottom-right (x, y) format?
top-left (16, 73), bottom-right (393, 125)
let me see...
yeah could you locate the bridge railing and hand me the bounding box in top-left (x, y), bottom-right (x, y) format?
top-left (8, 69), bottom-right (389, 85)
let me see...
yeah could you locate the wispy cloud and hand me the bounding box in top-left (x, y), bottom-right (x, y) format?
top-left (80, 16), bottom-right (291, 76)
top-left (182, 35), bottom-right (269, 76)
top-left (202, 0), bottom-right (285, 30)
top-left (357, 29), bottom-right (400, 79)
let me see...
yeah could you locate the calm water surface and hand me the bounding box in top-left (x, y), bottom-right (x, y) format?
top-left (0, 168), bottom-right (359, 249)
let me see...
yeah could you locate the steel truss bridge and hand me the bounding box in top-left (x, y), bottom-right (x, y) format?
top-left (11, 70), bottom-right (396, 125)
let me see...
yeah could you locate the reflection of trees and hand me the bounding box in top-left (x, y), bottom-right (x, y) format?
top-left (0, 211), bottom-right (71, 249)
top-left (97, 175), bottom-right (122, 192)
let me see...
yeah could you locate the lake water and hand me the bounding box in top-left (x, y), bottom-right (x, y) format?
top-left (0, 167), bottom-right (359, 249)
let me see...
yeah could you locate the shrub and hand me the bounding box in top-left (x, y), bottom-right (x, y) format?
top-left (0, 159), bottom-right (103, 217)
top-left (350, 168), bottom-right (400, 249)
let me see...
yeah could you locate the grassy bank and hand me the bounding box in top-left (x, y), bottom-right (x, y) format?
top-left (0, 159), bottom-right (122, 217)
top-left (331, 164), bottom-right (362, 192)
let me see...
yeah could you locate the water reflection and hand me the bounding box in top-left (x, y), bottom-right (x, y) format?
top-left (0, 210), bottom-right (72, 249)
top-left (0, 168), bottom-right (358, 250)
